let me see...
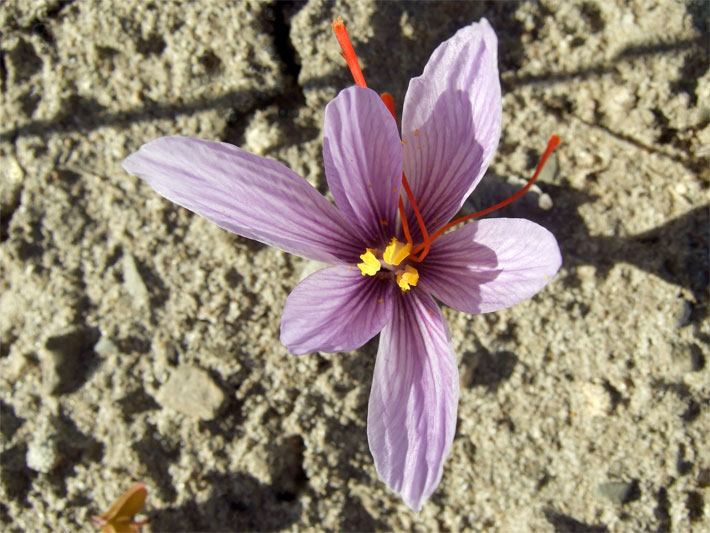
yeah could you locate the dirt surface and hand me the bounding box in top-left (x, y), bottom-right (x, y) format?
top-left (1, 0), bottom-right (708, 531)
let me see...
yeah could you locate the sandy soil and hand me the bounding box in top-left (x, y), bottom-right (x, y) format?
top-left (1, 0), bottom-right (708, 531)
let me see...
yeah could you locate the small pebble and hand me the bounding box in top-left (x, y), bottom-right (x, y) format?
top-left (42, 326), bottom-right (95, 395)
top-left (538, 193), bottom-right (553, 210)
top-left (597, 480), bottom-right (639, 504)
top-left (26, 422), bottom-right (61, 473)
top-left (156, 365), bottom-right (225, 420)
top-left (94, 336), bottom-right (119, 356)
top-left (122, 254), bottom-right (150, 309)
top-left (579, 382), bottom-right (611, 417)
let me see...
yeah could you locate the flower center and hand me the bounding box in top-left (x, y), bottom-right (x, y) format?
top-left (357, 238), bottom-right (419, 291)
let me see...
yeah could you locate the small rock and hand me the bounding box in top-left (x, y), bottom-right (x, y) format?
top-left (26, 421), bottom-right (61, 473)
top-left (26, 438), bottom-right (60, 473)
top-left (244, 109), bottom-right (282, 156)
top-left (156, 366), bottom-right (225, 420)
top-left (671, 343), bottom-right (705, 374)
top-left (597, 480), bottom-right (640, 504)
top-left (41, 326), bottom-right (98, 395)
top-left (94, 336), bottom-right (119, 356)
top-left (579, 382), bottom-right (611, 417)
top-left (459, 361), bottom-right (476, 389)
top-left (7, 155), bottom-right (25, 183)
top-left (538, 193), bottom-right (553, 210)
top-left (122, 254), bottom-right (150, 309)
top-left (675, 300), bottom-right (692, 328)
top-left (4, 352), bottom-right (30, 384)
top-left (537, 151), bottom-right (558, 182)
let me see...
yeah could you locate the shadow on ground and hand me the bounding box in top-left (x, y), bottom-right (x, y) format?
top-left (149, 471), bottom-right (301, 532)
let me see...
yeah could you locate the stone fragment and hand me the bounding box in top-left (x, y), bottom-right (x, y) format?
top-left (94, 336), bottom-right (119, 356)
top-left (122, 254), bottom-right (150, 309)
top-left (7, 155), bottom-right (25, 183)
top-left (26, 420), bottom-right (61, 473)
top-left (538, 192), bottom-right (553, 210)
top-left (156, 366), bottom-right (225, 420)
top-left (671, 343), bottom-right (705, 374)
top-left (597, 480), bottom-right (640, 504)
top-left (41, 326), bottom-right (98, 395)
top-left (1, 156), bottom-right (24, 229)
top-left (579, 382), bottom-right (611, 417)
top-left (26, 437), bottom-right (60, 474)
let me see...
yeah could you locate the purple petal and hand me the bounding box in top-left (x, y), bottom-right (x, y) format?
top-left (123, 136), bottom-right (362, 264)
top-left (323, 86), bottom-right (402, 247)
top-left (419, 218), bottom-right (562, 314)
top-left (367, 290), bottom-right (458, 511)
top-left (401, 19), bottom-right (501, 235)
top-left (280, 265), bottom-right (393, 355)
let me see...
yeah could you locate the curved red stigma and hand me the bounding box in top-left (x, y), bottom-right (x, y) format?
top-left (411, 134), bottom-right (562, 260)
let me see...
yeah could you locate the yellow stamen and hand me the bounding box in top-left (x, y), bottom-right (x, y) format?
top-left (396, 265), bottom-right (419, 291)
top-left (358, 249), bottom-right (381, 276)
top-left (382, 238), bottom-right (411, 266)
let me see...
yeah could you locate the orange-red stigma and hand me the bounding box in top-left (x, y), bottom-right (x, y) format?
top-left (400, 172), bottom-right (429, 257)
top-left (410, 134), bottom-right (561, 261)
top-left (332, 18), bottom-right (428, 249)
top-left (332, 18), bottom-right (366, 88)
top-left (380, 92), bottom-right (396, 118)
top-left (332, 18), bottom-right (560, 265)
top-left (398, 196), bottom-right (413, 246)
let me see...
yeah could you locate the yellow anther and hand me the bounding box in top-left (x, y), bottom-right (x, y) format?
top-left (357, 249), bottom-right (381, 276)
top-left (382, 238), bottom-right (411, 266)
top-left (396, 265), bottom-right (419, 291)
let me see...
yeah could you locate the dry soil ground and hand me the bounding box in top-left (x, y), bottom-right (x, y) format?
top-left (1, 0), bottom-right (708, 531)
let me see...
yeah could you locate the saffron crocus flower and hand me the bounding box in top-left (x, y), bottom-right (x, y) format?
top-left (122, 18), bottom-right (561, 511)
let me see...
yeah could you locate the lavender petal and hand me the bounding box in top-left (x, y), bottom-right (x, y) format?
top-left (419, 218), bottom-right (562, 314)
top-left (401, 19), bottom-right (501, 235)
top-left (367, 290), bottom-right (458, 511)
top-left (323, 86), bottom-right (402, 247)
top-left (123, 136), bottom-right (362, 264)
top-left (280, 265), bottom-right (393, 355)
